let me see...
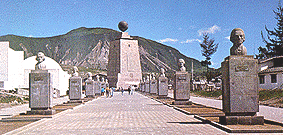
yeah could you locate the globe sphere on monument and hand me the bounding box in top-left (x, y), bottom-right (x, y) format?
top-left (118, 21), bottom-right (128, 32)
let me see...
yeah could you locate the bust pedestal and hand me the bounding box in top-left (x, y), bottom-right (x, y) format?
top-left (69, 76), bottom-right (83, 103)
top-left (157, 76), bottom-right (168, 99)
top-left (173, 71), bottom-right (191, 105)
top-left (85, 79), bottom-right (95, 98)
top-left (150, 79), bottom-right (157, 94)
top-left (28, 70), bottom-right (55, 115)
top-left (220, 55), bottom-right (264, 125)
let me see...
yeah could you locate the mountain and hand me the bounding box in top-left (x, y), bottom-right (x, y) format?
top-left (0, 27), bottom-right (206, 75)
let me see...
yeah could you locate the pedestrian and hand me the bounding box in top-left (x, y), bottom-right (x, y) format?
top-left (131, 85), bottom-right (134, 95)
top-left (121, 87), bottom-right (124, 96)
top-left (101, 87), bottom-right (105, 96)
top-left (128, 86), bottom-right (131, 95)
top-left (111, 87), bottom-right (114, 97)
top-left (106, 87), bottom-right (110, 98)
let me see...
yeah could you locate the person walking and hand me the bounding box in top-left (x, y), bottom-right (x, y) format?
top-left (101, 87), bottom-right (105, 96)
top-left (128, 86), bottom-right (131, 95)
top-left (106, 87), bottom-right (110, 98)
top-left (121, 87), bottom-right (124, 96)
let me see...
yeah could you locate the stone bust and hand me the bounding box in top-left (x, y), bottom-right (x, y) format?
top-left (102, 77), bottom-right (105, 83)
top-left (86, 72), bottom-right (92, 80)
top-left (96, 75), bottom-right (100, 81)
top-left (230, 28), bottom-right (247, 55)
top-left (72, 66), bottom-right (79, 77)
top-left (160, 68), bottom-right (166, 77)
top-left (151, 73), bottom-right (156, 80)
top-left (35, 52), bottom-right (47, 70)
top-left (178, 59), bottom-right (186, 72)
top-left (146, 75), bottom-right (150, 81)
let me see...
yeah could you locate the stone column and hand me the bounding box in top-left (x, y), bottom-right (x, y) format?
top-left (173, 59), bottom-right (191, 105)
top-left (220, 28), bottom-right (264, 125)
top-left (28, 52), bottom-right (55, 115)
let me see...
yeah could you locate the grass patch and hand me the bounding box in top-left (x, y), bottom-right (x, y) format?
top-left (0, 94), bottom-right (24, 104)
top-left (259, 89), bottom-right (283, 101)
top-left (192, 90), bottom-right (222, 98)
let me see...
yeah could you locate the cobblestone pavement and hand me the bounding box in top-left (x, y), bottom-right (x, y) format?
top-left (6, 92), bottom-right (229, 135)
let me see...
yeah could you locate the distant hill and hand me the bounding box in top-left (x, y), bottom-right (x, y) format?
top-left (0, 27), bottom-right (206, 75)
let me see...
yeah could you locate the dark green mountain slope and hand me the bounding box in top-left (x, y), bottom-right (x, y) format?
top-left (0, 27), bottom-right (205, 74)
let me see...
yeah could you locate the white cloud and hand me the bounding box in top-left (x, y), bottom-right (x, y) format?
top-left (157, 38), bottom-right (178, 43)
top-left (28, 35), bottom-right (33, 37)
top-left (180, 39), bottom-right (201, 44)
top-left (198, 25), bottom-right (221, 36)
top-left (225, 36), bottom-right (230, 40)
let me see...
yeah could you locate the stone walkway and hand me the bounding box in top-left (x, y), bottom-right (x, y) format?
top-left (6, 92), bottom-right (229, 135)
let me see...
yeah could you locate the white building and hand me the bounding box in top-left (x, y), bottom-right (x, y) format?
top-left (258, 56), bottom-right (283, 90)
top-left (0, 42), bottom-right (24, 90)
top-left (22, 56), bottom-right (71, 96)
top-left (0, 41), bottom-right (71, 95)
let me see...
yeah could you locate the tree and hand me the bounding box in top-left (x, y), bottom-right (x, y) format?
top-left (200, 33), bottom-right (218, 81)
top-left (257, 3), bottom-right (283, 59)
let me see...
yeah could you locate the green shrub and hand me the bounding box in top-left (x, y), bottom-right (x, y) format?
top-left (259, 89), bottom-right (283, 101)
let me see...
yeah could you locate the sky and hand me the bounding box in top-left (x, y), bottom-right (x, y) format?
top-left (0, 0), bottom-right (279, 68)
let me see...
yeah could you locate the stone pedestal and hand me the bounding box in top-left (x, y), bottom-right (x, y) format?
top-left (157, 76), bottom-right (168, 98)
top-left (69, 76), bottom-right (82, 100)
top-left (220, 55), bottom-right (264, 125)
top-left (145, 80), bottom-right (150, 93)
top-left (94, 81), bottom-right (101, 95)
top-left (173, 71), bottom-right (191, 105)
top-left (150, 79), bottom-right (157, 94)
top-left (85, 79), bottom-right (95, 98)
top-left (29, 70), bottom-right (55, 115)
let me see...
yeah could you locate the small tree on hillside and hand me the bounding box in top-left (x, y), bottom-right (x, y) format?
top-left (200, 33), bottom-right (218, 82)
top-left (257, 2), bottom-right (283, 59)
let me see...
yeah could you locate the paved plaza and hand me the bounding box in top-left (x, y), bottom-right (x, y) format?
top-left (5, 92), bottom-right (282, 135)
top-left (5, 92), bottom-right (227, 135)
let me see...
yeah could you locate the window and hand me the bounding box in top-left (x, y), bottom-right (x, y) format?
top-left (259, 75), bottom-right (265, 84)
top-left (271, 74), bottom-right (277, 83)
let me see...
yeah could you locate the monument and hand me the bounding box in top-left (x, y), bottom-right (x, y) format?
top-left (94, 75), bottom-right (101, 95)
top-left (157, 68), bottom-right (168, 98)
top-left (69, 66), bottom-right (83, 102)
top-left (173, 59), bottom-right (191, 105)
top-left (85, 72), bottom-right (95, 98)
top-left (220, 28), bottom-right (264, 125)
top-left (149, 73), bottom-right (157, 94)
top-left (107, 21), bottom-right (142, 88)
top-left (28, 52), bottom-right (55, 115)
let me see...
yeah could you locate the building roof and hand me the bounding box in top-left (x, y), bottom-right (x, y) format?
top-left (259, 67), bottom-right (283, 74)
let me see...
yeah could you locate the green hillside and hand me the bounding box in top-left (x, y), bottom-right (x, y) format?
top-left (0, 27), bottom-right (207, 75)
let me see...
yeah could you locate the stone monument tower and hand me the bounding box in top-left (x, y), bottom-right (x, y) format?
top-left (107, 21), bottom-right (142, 88)
top-left (220, 28), bottom-right (264, 125)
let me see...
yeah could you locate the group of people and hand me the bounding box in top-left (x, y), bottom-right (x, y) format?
top-left (119, 85), bottom-right (135, 96)
top-left (101, 87), bottom-right (114, 98)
